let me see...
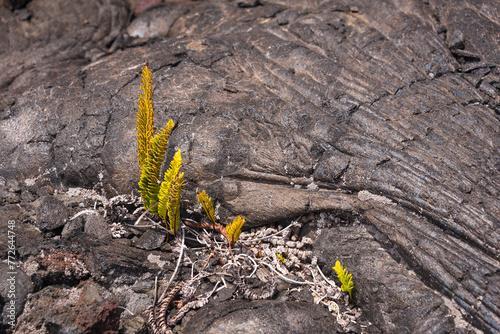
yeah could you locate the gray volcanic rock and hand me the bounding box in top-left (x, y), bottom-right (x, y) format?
top-left (132, 228), bottom-right (166, 250)
top-left (182, 300), bottom-right (343, 334)
top-left (0, 263), bottom-right (33, 331)
top-left (0, 0), bottom-right (499, 332)
top-left (313, 223), bottom-right (456, 333)
top-left (84, 214), bottom-right (112, 240)
top-left (14, 283), bottom-right (122, 334)
top-left (36, 196), bottom-right (69, 231)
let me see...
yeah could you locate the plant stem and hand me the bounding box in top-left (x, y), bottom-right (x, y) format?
top-left (134, 202), bottom-right (159, 225)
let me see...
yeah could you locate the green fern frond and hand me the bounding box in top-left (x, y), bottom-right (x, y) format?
top-left (135, 63), bottom-right (185, 237)
top-left (162, 148), bottom-right (182, 187)
top-left (158, 149), bottom-right (183, 219)
top-left (197, 190), bottom-right (216, 223)
top-left (276, 253), bottom-right (286, 264)
top-left (138, 121), bottom-right (175, 211)
top-left (333, 260), bottom-right (354, 300)
top-left (136, 64), bottom-right (156, 170)
top-left (167, 173), bottom-right (185, 235)
top-left (226, 216), bottom-right (245, 246)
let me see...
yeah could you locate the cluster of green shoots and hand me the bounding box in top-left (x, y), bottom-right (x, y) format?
top-left (136, 64), bottom-right (185, 236)
top-left (135, 63), bottom-right (354, 301)
top-left (136, 64), bottom-right (245, 243)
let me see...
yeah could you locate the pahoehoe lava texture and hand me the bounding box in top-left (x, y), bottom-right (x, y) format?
top-left (0, 0), bottom-right (499, 332)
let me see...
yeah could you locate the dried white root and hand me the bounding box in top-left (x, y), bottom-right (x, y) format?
top-left (144, 215), bottom-right (360, 334)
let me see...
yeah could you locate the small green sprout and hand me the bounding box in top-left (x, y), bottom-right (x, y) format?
top-left (197, 190), bottom-right (216, 224)
top-left (226, 216), bottom-right (245, 248)
top-left (276, 253), bottom-right (286, 264)
top-left (333, 260), bottom-right (354, 300)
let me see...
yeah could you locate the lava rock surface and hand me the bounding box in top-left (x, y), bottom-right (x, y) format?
top-left (0, 0), bottom-right (499, 333)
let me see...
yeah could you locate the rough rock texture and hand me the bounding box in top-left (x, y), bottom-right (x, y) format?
top-left (0, 263), bottom-right (33, 327)
top-left (36, 195), bottom-right (69, 231)
top-left (133, 229), bottom-right (167, 250)
top-left (84, 213), bottom-right (113, 240)
top-left (0, 0), bottom-right (499, 333)
top-left (14, 282), bottom-right (122, 334)
top-left (313, 222), bottom-right (456, 333)
top-left (182, 300), bottom-right (343, 333)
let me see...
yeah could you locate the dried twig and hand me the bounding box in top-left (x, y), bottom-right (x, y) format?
top-left (167, 295), bottom-right (208, 326)
top-left (239, 217), bottom-right (301, 243)
top-left (233, 268), bottom-right (277, 300)
top-left (159, 228), bottom-right (185, 303)
top-left (259, 261), bottom-right (314, 285)
top-left (69, 209), bottom-right (100, 221)
top-left (134, 201), bottom-right (159, 225)
top-left (148, 271), bottom-right (211, 334)
top-left (316, 264), bottom-right (337, 289)
top-left (156, 280), bottom-right (186, 333)
top-left (184, 219), bottom-right (228, 239)
top-left (234, 253), bottom-right (258, 278)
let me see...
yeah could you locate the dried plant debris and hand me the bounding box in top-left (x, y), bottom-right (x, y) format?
top-left (104, 193), bottom-right (171, 234)
top-left (140, 215), bottom-right (361, 334)
top-left (94, 193), bottom-right (361, 332)
top-left (104, 193), bottom-right (143, 224)
top-left (96, 190), bottom-right (361, 332)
